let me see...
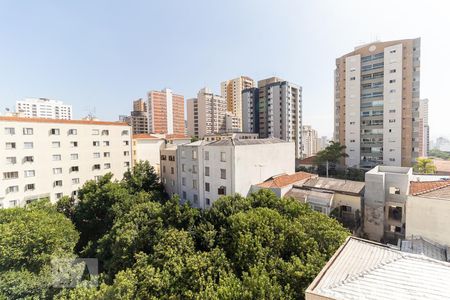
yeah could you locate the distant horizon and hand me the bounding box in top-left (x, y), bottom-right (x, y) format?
top-left (1, 0), bottom-right (449, 139)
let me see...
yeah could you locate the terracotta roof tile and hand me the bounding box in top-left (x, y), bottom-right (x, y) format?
top-left (165, 134), bottom-right (190, 139)
top-left (132, 133), bottom-right (161, 139)
top-left (410, 180), bottom-right (450, 196)
top-left (0, 116), bottom-right (128, 126)
top-left (257, 172), bottom-right (316, 188)
top-left (298, 155), bottom-right (317, 165)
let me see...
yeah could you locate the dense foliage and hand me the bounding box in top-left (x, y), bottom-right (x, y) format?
top-left (429, 148), bottom-right (450, 160)
top-left (414, 157), bottom-right (436, 174)
top-left (2, 161), bottom-right (349, 299)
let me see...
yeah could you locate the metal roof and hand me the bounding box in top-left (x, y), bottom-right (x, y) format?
top-left (302, 177), bottom-right (365, 195)
top-left (207, 137), bottom-right (288, 146)
top-left (308, 237), bottom-right (450, 300)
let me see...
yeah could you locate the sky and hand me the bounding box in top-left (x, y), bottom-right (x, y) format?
top-left (0, 0), bottom-right (449, 139)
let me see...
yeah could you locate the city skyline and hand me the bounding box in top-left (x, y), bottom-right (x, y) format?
top-left (1, 0), bottom-right (449, 139)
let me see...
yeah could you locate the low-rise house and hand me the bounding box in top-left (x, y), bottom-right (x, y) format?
top-left (132, 134), bottom-right (165, 173)
top-left (203, 132), bottom-right (259, 142)
top-left (306, 237), bottom-right (450, 300)
top-left (252, 172), bottom-right (317, 197)
top-left (176, 138), bottom-right (295, 209)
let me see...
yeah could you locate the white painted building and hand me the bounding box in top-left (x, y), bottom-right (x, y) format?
top-left (176, 138), bottom-right (295, 209)
top-left (225, 112), bottom-right (241, 132)
top-left (301, 125), bottom-right (318, 158)
top-left (0, 116), bottom-right (131, 208)
top-left (16, 98), bottom-right (73, 120)
top-left (132, 134), bottom-right (166, 174)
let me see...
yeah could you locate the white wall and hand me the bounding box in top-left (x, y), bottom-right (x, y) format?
top-left (132, 138), bottom-right (165, 173)
top-left (345, 54), bottom-right (361, 167)
top-left (0, 119), bottom-right (131, 208)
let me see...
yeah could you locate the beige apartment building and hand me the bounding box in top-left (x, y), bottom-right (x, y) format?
top-left (147, 88), bottom-right (185, 135)
top-left (0, 116), bottom-right (132, 208)
top-left (221, 76), bottom-right (255, 130)
top-left (301, 125), bottom-right (318, 158)
top-left (186, 88), bottom-right (227, 138)
top-left (130, 98), bottom-right (149, 135)
top-left (334, 38), bottom-right (421, 168)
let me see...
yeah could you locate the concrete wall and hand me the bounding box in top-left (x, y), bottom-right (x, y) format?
top-left (364, 169), bottom-right (386, 241)
top-left (332, 193), bottom-right (361, 213)
top-left (132, 138), bottom-right (165, 174)
top-left (406, 196), bottom-right (450, 246)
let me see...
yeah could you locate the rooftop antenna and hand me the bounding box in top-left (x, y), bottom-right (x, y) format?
top-left (83, 105), bottom-right (96, 120)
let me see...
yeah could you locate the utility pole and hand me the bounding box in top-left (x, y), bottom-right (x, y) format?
top-left (326, 160), bottom-right (329, 178)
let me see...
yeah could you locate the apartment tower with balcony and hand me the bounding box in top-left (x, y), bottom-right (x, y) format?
top-left (221, 76), bottom-right (255, 130)
top-left (334, 38), bottom-right (421, 168)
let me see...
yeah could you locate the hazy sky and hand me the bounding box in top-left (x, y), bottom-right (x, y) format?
top-left (1, 0), bottom-right (449, 139)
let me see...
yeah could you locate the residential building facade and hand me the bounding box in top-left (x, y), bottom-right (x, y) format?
top-left (147, 88), bottom-right (185, 135)
top-left (241, 87), bottom-right (260, 133)
top-left (419, 98), bottom-right (429, 157)
top-left (225, 112), bottom-right (241, 132)
top-left (221, 76), bottom-right (255, 130)
top-left (176, 138), bottom-right (295, 209)
top-left (132, 134), bottom-right (166, 174)
top-left (160, 146), bottom-right (178, 198)
top-left (0, 116), bottom-right (131, 208)
top-left (301, 125), bottom-right (319, 158)
top-left (334, 38), bottom-right (421, 168)
top-left (186, 88), bottom-right (227, 138)
top-left (130, 99), bottom-right (149, 135)
top-left (16, 98), bottom-right (73, 120)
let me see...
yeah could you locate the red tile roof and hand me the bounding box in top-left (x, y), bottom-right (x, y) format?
top-left (132, 133), bottom-right (161, 139)
top-left (298, 155), bottom-right (317, 165)
top-left (165, 134), bottom-right (190, 140)
top-left (257, 172), bottom-right (316, 188)
top-left (410, 180), bottom-right (450, 196)
top-left (0, 116), bottom-right (128, 126)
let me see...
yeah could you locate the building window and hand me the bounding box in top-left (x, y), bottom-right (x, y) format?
top-left (6, 142), bottom-right (16, 149)
top-left (161, 155), bottom-right (167, 160)
top-left (389, 79), bottom-right (396, 83)
top-left (205, 182), bottom-right (210, 192)
top-left (171, 180), bottom-right (175, 186)
top-left (220, 169), bottom-right (226, 179)
top-left (70, 141), bottom-right (78, 147)
top-left (124, 151), bottom-right (130, 156)
top-left (24, 170), bottom-right (35, 177)
top-left (101, 130), bottom-right (109, 136)
top-left (218, 186), bottom-right (226, 195)
top-left (93, 164), bottom-right (101, 170)
top-left (23, 156), bottom-right (34, 163)
top-left (6, 186), bottom-right (19, 193)
top-left (181, 150), bottom-right (186, 158)
top-left (68, 129), bottom-right (77, 135)
top-left (205, 151), bottom-right (209, 160)
top-left (206, 198), bottom-right (211, 206)
top-left (50, 128), bottom-right (60, 135)
top-left (24, 142), bottom-right (33, 149)
top-left (192, 150), bottom-right (197, 160)
top-left (93, 141), bottom-right (100, 147)
top-left (193, 194), bottom-right (198, 204)
top-left (93, 152), bottom-right (101, 158)
top-left (389, 119), bottom-right (396, 123)
top-left (171, 167), bottom-right (174, 174)
top-left (122, 130), bottom-right (129, 136)
top-left (52, 141), bottom-right (61, 148)
top-left (205, 166), bottom-right (210, 176)
top-left (350, 76), bottom-right (356, 80)
top-left (389, 187), bottom-right (400, 195)
top-left (182, 177), bottom-right (186, 186)
top-left (70, 166), bottom-right (79, 172)
top-left (163, 166), bottom-right (166, 173)
top-left (124, 161), bottom-right (130, 167)
top-left (389, 69), bottom-right (396, 73)
top-left (192, 165), bottom-right (197, 174)
top-left (3, 171), bottom-right (19, 179)
top-left (5, 127), bottom-right (15, 135)
top-left (53, 168), bottom-right (63, 174)
top-left (182, 164), bottom-right (185, 172)
top-left (193, 179), bottom-right (197, 189)
top-left (70, 153), bottom-right (78, 160)
top-left (182, 191), bottom-right (186, 200)
top-left (72, 178), bottom-right (80, 184)
top-left (103, 141), bottom-right (110, 146)
top-left (52, 154), bottom-right (61, 161)
top-left (92, 129), bottom-right (100, 135)
top-left (104, 163), bottom-right (111, 169)
top-left (25, 183), bottom-right (35, 191)
top-left (55, 193), bottom-right (63, 199)
top-left (23, 128), bottom-right (33, 135)
top-left (54, 180), bottom-right (63, 187)
top-left (388, 206), bottom-right (402, 221)
top-left (123, 140), bottom-right (129, 146)
top-left (6, 157), bottom-right (16, 164)
top-left (103, 152), bottom-right (110, 158)
top-left (220, 152), bottom-right (226, 162)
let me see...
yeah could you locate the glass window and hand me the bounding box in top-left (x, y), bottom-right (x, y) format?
top-left (50, 128), bottom-right (60, 135)
top-left (103, 141), bottom-right (110, 146)
top-left (24, 142), bottom-right (33, 149)
top-left (5, 127), bottom-right (15, 135)
top-left (220, 152), bottom-right (226, 162)
top-left (93, 141), bottom-right (100, 146)
top-left (6, 142), bottom-right (16, 149)
top-left (68, 129), bottom-right (77, 135)
top-left (193, 179), bottom-right (197, 189)
top-left (6, 157), bottom-right (16, 164)
top-left (70, 141), bottom-right (78, 147)
top-left (52, 154), bottom-right (61, 161)
top-left (93, 152), bottom-right (101, 158)
top-left (205, 182), bottom-right (210, 192)
top-left (104, 163), bottom-right (111, 169)
top-left (52, 141), bottom-right (61, 148)
top-left (220, 169), bottom-right (226, 179)
top-left (205, 151), bottom-right (209, 160)
top-left (205, 166), bottom-right (210, 176)
top-left (23, 128), bottom-right (33, 135)
top-left (3, 171), bottom-right (19, 179)
top-left (71, 153), bottom-right (78, 160)
top-left (53, 168), bottom-right (63, 174)
top-left (24, 170), bottom-right (35, 177)
top-left (72, 178), bottom-right (80, 184)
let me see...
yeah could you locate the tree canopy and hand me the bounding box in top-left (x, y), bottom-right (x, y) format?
top-left (2, 161), bottom-right (350, 299)
top-left (414, 157), bottom-right (437, 174)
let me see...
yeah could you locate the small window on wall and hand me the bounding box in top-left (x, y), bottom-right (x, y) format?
top-left (389, 187), bottom-right (400, 195)
top-left (350, 76), bottom-right (356, 81)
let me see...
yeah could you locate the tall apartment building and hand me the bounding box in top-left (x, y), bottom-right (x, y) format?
top-left (302, 125), bottom-right (319, 158)
top-left (130, 99), bottom-right (149, 135)
top-left (0, 116), bottom-right (132, 208)
top-left (225, 112), bottom-right (241, 132)
top-left (16, 98), bottom-right (73, 120)
top-left (176, 138), bottom-right (294, 209)
top-left (334, 38), bottom-right (421, 168)
top-left (244, 77), bottom-right (303, 158)
top-left (241, 87), bottom-right (260, 134)
top-left (186, 88), bottom-right (227, 138)
top-left (419, 98), bottom-right (429, 157)
top-left (221, 76), bottom-right (255, 130)
top-left (147, 89), bottom-right (185, 135)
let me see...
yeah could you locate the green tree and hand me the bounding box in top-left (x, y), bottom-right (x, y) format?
top-left (314, 141), bottom-right (348, 177)
top-left (122, 161), bottom-right (164, 197)
top-left (414, 157), bottom-right (437, 174)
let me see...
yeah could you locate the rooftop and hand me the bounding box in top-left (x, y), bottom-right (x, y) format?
top-left (0, 116), bottom-right (127, 126)
top-left (400, 236), bottom-right (448, 262)
top-left (257, 172), bottom-right (316, 188)
top-left (409, 180), bottom-right (450, 199)
top-left (307, 237), bottom-right (450, 300)
top-left (297, 155), bottom-right (317, 165)
top-left (301, 177), bottom-right (365, 195)
top-left (208, 137), bottom-right (288, 146)
top-left (132, 134), bottom-right (161, 139)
